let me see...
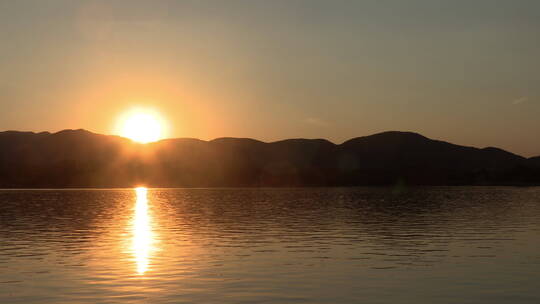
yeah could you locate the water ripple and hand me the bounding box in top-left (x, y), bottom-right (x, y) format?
top-left (0, 187), bottom-right (539, 303)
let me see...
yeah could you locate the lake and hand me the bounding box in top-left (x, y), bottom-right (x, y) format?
top-left (0, 187), bottom-right (539, 303)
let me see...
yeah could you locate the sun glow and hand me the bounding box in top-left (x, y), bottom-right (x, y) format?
top-left (132, 187), bottom-right (154, 275)
top-left (117, 108), bottom-right (167, 143)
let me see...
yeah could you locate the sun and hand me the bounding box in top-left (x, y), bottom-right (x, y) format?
top-left (116, 108), bottom-right (168, 143)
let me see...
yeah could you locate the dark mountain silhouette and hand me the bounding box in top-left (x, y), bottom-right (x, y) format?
top-left (530, 156), bottom-right (540, 167)
top-left (0, 129), bottom-right (538, 188)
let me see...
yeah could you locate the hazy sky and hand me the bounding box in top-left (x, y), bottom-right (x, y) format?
top-left (1, 0), bottom-right (539, 156)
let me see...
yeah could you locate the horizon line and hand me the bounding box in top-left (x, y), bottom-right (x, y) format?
top-left (2, 128), bottom-right (538, 159)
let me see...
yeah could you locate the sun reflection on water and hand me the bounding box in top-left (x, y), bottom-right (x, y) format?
top-left (132, 187), bottom-right (154, 275)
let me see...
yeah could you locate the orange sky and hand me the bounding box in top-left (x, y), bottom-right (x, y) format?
top-left (1, 0), bottom-right (539, 156)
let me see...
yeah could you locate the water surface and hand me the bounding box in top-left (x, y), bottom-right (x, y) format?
top-left (1, 187), bottom-right (539, 303)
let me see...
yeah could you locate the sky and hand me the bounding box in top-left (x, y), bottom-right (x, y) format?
top-left (0, 0), bottom-right (539, 156)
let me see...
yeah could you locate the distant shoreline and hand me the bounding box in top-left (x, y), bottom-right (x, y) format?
top-left (1, 129), bottom-right (539, 188)
top-left (1, 184), bottom-right (540, 190)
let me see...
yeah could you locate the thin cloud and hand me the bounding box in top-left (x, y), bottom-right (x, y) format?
top-left (512, 97), bottom-right (528, 105)
top-left (304, 117), bottom-right (329, 127)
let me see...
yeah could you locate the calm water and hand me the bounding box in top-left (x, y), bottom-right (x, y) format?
top-left (0, 187), bottom-right (539, 303)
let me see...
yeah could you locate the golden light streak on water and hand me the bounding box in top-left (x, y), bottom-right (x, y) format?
top-left (132, 187), bottom-right (154, 275)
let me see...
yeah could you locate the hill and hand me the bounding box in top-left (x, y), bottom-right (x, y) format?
top-left (0, 129), bottom-right (538, 187)
top-left (529, 156), bottom-right (540, 166)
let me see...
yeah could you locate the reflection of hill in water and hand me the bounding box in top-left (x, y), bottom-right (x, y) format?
top-left (0, 190), bottom-right (134, 260)
top-left (0, 188), bottom-right (539, 270)
top-left (153, 188), bottom-right (539, 266)
top-left (1, 129), bottom-right (540, 187)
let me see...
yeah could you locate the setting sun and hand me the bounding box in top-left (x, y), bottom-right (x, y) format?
top-left (117, 108), bottom-right (168, 143)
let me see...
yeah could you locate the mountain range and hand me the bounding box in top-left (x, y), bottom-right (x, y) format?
top-left (1, 129), bottom-right (539, 188)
